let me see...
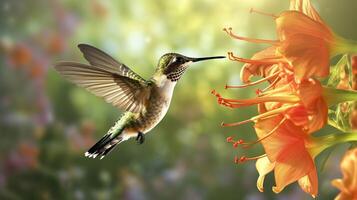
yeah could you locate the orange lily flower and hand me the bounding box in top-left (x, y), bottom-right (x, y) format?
top-left (331, 148), bottom-right (357, 200)
top-left (213, 69), bottom-right (357, 196)
top-left (225, 0), bottom-right (357, 81)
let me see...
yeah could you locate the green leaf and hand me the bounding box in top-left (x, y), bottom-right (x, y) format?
top-left (327, 54), bottom-right (356, 131)
top-left (327, 54), bottom-right (352, 88)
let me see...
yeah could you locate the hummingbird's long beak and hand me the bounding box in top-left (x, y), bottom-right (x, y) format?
top-left (190, 56), bottom-right (226, 62)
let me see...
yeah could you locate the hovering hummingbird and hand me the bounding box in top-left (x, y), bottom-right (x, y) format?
top-left (55, 44), bottom-right (225, 159)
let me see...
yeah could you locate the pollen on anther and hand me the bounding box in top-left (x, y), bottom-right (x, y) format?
top-left (233, 139), bottom-right (244, 148)
top-left (256, 89), bottom-right (262, 95)
top-left (226, 136), bottom-right (234, 143)
top-left (239, 156), bottom-right (247, 163)
top-left (234, 155), bottom-right (239, 164)
top-left (233, 142), bottom-right (239, 148)
top-left (223, 27), bottom-right (232, 33)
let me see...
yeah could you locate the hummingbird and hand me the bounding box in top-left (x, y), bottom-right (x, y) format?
top-left (55, 44), bottom-right (225, 159)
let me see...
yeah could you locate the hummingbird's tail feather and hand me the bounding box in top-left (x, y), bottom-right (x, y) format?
top-left (85, 134), bottom-right (124, 159)
top-left (85, 112), bottom-right (136, 159)
top-left (85, 121), bottom-right (126, 159)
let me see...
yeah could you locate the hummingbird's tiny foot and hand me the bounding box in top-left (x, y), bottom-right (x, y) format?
top-left (136, 132), bottom-right (145, 144)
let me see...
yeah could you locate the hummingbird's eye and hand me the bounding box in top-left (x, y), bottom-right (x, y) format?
top-left (176, 57), bottom-right (184, 63)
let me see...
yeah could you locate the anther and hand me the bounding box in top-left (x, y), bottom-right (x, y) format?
top-left (232, 139), bottom-right (244, 148)
top-left (226, 136), bottom-right (234, 143)
top-left (234, 155), bottom-right (239, 164)
top-left (239, 156), bottom-right (247, 163)
top-left (256, 89), bottom-right (262, 95)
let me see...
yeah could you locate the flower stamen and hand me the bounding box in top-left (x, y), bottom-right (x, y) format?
top-left (219, 95), bottom-right (300, 108)
top-left (226, 136), bottom-right (244, 148)
top-left (235, 154), bottom-right (267, 164)
top-left (259, 83), bottom-right (293, 97)
top-left (223, 27), bottom-right (279, 45)
top-left (249, 8), bottom-right (278, 19)
top-left (221, 104), bottom-right (298, 127)
top-left (242, 117), bottom-right (287, 148)
top-left (228, 52), bottom-right (284, 65)
top-left (222, 118), bottom-right (253, 127)
top-left (225, 71), bottom-right (280, 89)
top-left (261, 75), bottom-right (281, 93)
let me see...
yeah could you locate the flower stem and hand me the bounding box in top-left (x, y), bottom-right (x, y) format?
top-left (309, 132), bottom-right (357, 157)
top-left (323, 87), bottom-right (357, 106)
top-left (333, 36), bottom-right (357, 56)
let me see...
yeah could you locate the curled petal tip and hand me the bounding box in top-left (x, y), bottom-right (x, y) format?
top-left (272, 186), bottom-right (282, 194)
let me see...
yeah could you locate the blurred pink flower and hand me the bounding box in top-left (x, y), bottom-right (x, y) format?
top-left (5, 142), bottom-right (39, 173)
top-left (8, 43), bottom-right (32, 68)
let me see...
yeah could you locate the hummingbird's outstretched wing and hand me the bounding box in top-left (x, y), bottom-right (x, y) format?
top-left (77, 44), bottom-right (146, 83)
top-left (54, 44), bottom-right (150, 113)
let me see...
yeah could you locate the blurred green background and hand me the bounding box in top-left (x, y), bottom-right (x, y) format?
top-left (0, 0), bottom-right (356, 199)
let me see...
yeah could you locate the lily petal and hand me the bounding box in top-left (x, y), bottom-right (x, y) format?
top-left (289, 0), bottom-right (323, 23)
top-left (273, 139), bottom-right (314, 193)
top-left (297, 79), bottom-right (324, 107)
top-left (278, 34), bottom-right (330, 80)
top-left (298, 170), bottom-right (319, 198)
top-left (240, 47), bottom-right (280, 83)
top-left (276, 11), bottom-right (332, 41)
top-left (256, 157), bottom-right (275, 192)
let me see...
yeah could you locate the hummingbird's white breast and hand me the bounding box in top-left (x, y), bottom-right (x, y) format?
top-left (147, 74), bottom-right (177, 128)
top-left (154, 74), bottom-right (177, 99)
top-left (123, 74), bottom-right (177, 139)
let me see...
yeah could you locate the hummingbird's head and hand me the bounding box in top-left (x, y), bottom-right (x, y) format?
top-left (156, 53), bottom-right (225, 82)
